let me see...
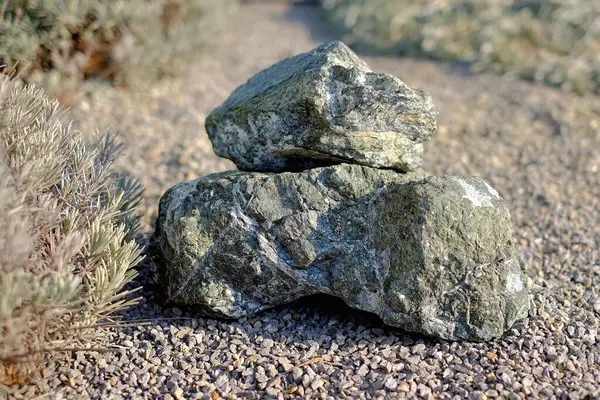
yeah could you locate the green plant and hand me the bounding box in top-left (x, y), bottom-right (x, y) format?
top-left (0, 75), bottom-right (144, 394)
top-left (322, 0), bottom-right (600, 94)
top-left (0, 0), bottom-right (238, 97)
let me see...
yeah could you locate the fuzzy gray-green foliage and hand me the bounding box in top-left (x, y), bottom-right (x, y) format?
top-left (0, 75), bottom-right (144, 392)
top-left (322, 0), bottom-right (600, 95)
top-left (0, 0), bottom-right (238, 90)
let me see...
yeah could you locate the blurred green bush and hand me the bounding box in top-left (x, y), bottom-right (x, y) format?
top-left (0, 76), bottom-right (143, 391)
top-left (322, 0), bottom-right (600, 95)
top-left (0, 0), bottom-right (238, 95)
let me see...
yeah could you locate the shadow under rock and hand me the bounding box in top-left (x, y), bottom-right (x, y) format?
top-left (117, 256), bottom-right (433, 348)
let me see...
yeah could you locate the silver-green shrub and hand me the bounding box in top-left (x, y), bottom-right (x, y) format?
top-left (0, 75), bottom-right (143, 391)
top-left (322, 0), bottom-right (600, 94)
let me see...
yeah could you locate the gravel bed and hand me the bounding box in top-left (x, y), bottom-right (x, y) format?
top-left (29, 2), bottom-right (600, 399)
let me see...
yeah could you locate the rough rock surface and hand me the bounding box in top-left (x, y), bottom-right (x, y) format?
top-left (150, 164), bottom-right (529, 341)
top-left (205, 41), bottom-right (438, 172)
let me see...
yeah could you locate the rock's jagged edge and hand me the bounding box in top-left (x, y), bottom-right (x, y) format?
top-left (150, 164), bottom-right (529, 341)
top-left (205, 41), bottom-right (438, 172)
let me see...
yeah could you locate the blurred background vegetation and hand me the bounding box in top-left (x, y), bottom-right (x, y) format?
top-left (1, 0), bottom-right (598, 95)
top-left (0, 0), bottom-right (238, 102)
top-left (321, 0), bottom-right (600, 95)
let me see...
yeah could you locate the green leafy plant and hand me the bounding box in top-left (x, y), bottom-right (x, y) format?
top-left (0, 75), bottom-right (144, 395)
top-left (322, 0), bottom-right (600, 94)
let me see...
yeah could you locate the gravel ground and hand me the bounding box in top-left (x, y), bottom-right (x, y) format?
top-left (29, 2), bottom-right (600, 399)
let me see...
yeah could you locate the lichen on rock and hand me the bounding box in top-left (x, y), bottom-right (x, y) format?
top-left (205, 41), bottom-right (438, 172)
top-left (150, 165), bottom-right (528, 341)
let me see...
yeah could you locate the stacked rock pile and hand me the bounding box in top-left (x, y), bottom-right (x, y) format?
top-left (149, 41), bottom-right (529, 341)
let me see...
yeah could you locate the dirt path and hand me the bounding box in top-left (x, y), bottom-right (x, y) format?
top-left (47, 2), bottom-right (600, 399)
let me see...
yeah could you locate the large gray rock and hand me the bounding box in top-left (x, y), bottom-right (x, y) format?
top-left (205, 41), bottom-right (437, 172)
top-left (150, 164), bottom-right (529, 341)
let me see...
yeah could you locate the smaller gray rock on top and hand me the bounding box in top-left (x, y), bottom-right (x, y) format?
top-left (206, 41), bottom-right (438, 172)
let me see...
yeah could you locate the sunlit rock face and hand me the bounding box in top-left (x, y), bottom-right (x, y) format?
top-left (205, 41), bottom-right (437, 173)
